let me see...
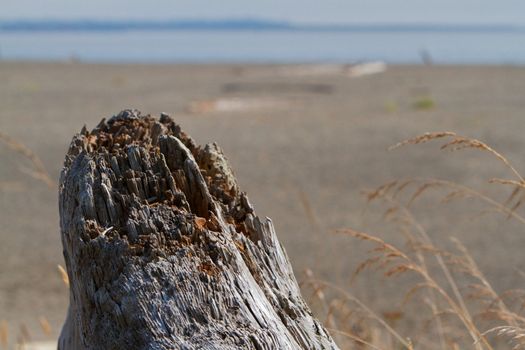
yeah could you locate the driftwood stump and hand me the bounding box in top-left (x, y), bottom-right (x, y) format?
top-left (58, 110), bottom-right (339, 349)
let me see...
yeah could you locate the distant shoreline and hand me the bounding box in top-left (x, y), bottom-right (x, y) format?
top-left (0, 60), bottom-right (523, 68)
top-left (1, 19), bottom-right (524, 33)
top-left (2, 23), bottom-right (524, 65)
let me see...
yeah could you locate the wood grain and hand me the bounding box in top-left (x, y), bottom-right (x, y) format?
top-left (58, 110), bottom-right (338, 349)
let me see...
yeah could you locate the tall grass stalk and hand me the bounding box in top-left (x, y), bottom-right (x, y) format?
top-left (304, 132), bottom-right (525, 349)
top-left (0, 131), bottom-right (55, 188)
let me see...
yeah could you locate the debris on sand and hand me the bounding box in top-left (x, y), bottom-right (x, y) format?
top-left (187, 97), bottom-right (293, 114)
top-left (277, 62), bottom-right (387, 78)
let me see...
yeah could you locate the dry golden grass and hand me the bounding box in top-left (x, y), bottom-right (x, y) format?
top-left (37, 318), bottom-right (52, 338)
top-left (0, 131), bottom-right (55, 188)
top-left (303, 132), bottom-right (525, 349)
top-left (389, 131), bottom-right (523, 182)
top-left (0, 320), bottom-right (8, 348)
top-left (57, 265), bottom-right (69, 288)
top-left (0, 133), bottom-right (59, 349)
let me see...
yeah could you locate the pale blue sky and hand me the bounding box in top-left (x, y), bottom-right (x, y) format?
top-left (2, 0), bottom-right (525, 25)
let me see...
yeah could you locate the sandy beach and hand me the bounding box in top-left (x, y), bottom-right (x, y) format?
top-left (1, 62), bottom-right (525, 344)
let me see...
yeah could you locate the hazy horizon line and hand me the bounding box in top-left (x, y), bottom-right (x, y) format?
top-left (1, 18), bottom-right (524, 33)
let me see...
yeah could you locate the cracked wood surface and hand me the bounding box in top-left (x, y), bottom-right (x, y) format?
top-left (58, 110), bottom-right (339, 350)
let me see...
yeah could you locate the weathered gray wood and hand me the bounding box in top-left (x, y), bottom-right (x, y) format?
top-left (58, 109), bottom-right (339, 350)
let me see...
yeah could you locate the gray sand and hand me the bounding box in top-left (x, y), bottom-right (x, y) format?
top-left (1, 62), bottom-right (525, 342)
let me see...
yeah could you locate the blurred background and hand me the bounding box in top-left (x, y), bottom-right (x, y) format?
top-left (2, 0), bottom-right (525, 63)
top-left (1, 1), bottom-right (525, 348)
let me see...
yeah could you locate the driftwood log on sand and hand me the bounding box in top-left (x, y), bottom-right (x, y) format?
top-left (58, 110), bottom-right (339, 349)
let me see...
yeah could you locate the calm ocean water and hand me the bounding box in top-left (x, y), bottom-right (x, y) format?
top-left (0, 30), bottom-right (524, 64)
